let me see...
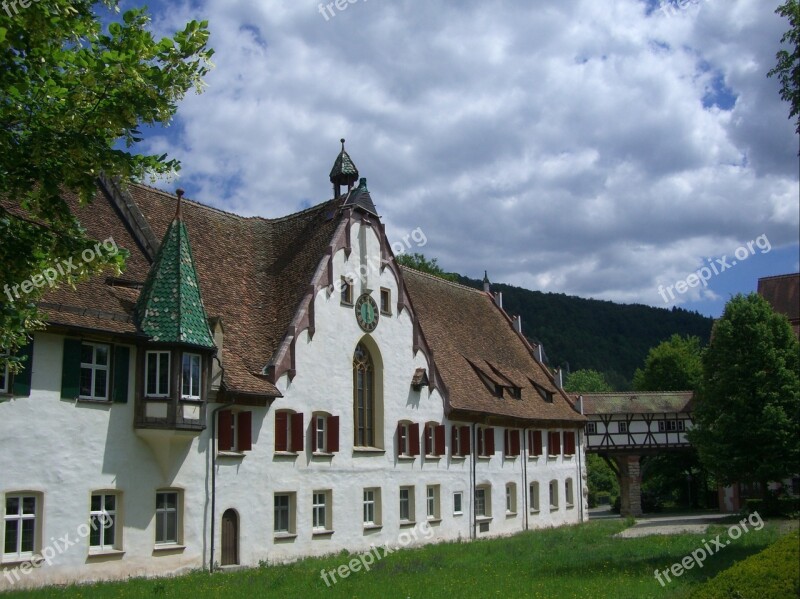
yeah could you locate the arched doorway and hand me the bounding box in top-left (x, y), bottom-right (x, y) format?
top-left (221, 509), bottom-right (238, 566)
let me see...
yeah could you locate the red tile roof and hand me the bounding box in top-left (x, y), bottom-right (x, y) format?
top-left (758, 273), bottom-right (800, 337)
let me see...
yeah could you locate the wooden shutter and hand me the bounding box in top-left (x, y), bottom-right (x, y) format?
top-left (311, 416), bottom-right (318, 452)
top-left (396, 422), bottom-right (404, 456)
top-left (564, 431), bottom-right (575, 455)
top-left (424, 425), bottom-right (432, 455)
top-left (327, 415), bottom-right (339, 453)
top-left (11, 339), bottom-right (33, 397)
top-left (485, 428), bottom-right (495, 456)
top-left (112, 345), bottom-right (129, 403)
top-left (409, 422), bottom-right (420, 456)
top-left (504, 430), bottom-right (510, 456)
top-left (275, 411), bottom-right (288, 452)
top-left (511, 430), bottom-right (520, 456)
top-left (531, 430), bottom-right (543, 456)
top-left (60, 338), bottom-right (82, 399)
top-left (459, 426), bottom-right (471, 456)
top-left (451, 426), bottom-right (458, 455)
top-left (290, 412), bottom-right (304, 452)
top-left (549, 431), bottom-right (561, 456)
top-left (434, 425), bottom-right (445, 456)
top-left (238, 411), bottom-right (253, 451)
top-left (218, 411), bottom-right (233, 451)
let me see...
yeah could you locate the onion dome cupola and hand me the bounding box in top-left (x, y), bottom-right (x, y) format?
top-left (135, 189), bottom-right (215, 350)
top-left (330, 138), bottom-right (359, 198)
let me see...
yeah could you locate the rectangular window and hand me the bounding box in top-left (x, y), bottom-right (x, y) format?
top-left (618, 421), bottom-right (628, 434)
top-left (311, 413), bottom-right (339, 453)
top-left (397, 422), bottom-right (419, 457)
top-left (312, 491), bottom-right (331, 532)
top-left (548, 431), bottom-right (561, 457)
top-left (426, 485), bottom-right (440, 520)
top-left (529, 482), bottom-right (540, 513)
top-left (563, 431), bottom-right (576, 455)
top-left (586, 422), bottom-right (596, 434)
top-left (529, 430), bottom-right (543, 457)
top-left (3, 495), bottom-right (37, 558)
top-left (504, 429), bottom-right (521, 457)
top-left (90, 493), bottom-right (118, 551)
top-left (80, 342), bottom-right (110, 400)
top-left (275, 411), bottom-right (304, 453)
top-left (146, 351), bottom-right (170, 397)
top-left (341, 277), bottom-right (353, 304)
top-left (658, 420), bottom-right (685, 432)
top-left (506, 483), bottom-right (517, 514)
top-left (478, 427), bottom-right (495, 457)
top-left (549, 480), bottom-right (559, 510)
top-left (566, 479), bottom-right (575, 508)
top-left (316, 415), bottom-right (326, 452)
top-left (399, 486), bottom-right (414, 522)
top-left (181, 353), bottom-right (201, 399)
top-left (475, 487), bottom-right (490, 518)
top-left (218, 411), bottom-right (253, 453)
top-left (363, 488), bottom-right (380, 526)
top-left (274, 494), bottom-right (292, 534)
top-left (453, 492), bottom-right (463, 516)
top-left (155, 491), bottom-right (179, 545)
top-left (380, 287), bottom-right (391, 314)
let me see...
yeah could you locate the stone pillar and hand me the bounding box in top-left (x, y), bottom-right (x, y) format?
top-left (615, 455), bottom-right (643, 517)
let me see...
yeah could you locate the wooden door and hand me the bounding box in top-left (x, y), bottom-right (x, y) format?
top-left (221, 509), bottom-right (238, 566)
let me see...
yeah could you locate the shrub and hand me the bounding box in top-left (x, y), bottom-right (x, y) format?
top-left (690, 531), bottom-right (800, 599)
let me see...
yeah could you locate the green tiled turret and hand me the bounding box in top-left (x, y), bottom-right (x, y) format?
top-left (329, 138), bottom-right (359, 188)
top-left (135, 193), bottom-right (215, 349)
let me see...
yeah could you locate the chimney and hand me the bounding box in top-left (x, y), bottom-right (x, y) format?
top-left (483, 270), bottom-right (490, 293)
top-left (494, 291), bottom-right (503, 309)
top-left (512, 314), bottom-right (522, 334)
top-left (555, 368), bottom-right (563, 389)
top-left (535, 344), bottom-right (544, 363)
top-left (578, 394), bottom-right (584, 415)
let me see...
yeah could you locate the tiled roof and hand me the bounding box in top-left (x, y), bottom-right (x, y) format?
top-left (579, 391), bottom-right (694, 415)
top-left (758, 273), bottom-right (799, 337)
top-left (341, 178), bottom-right (378, 217)
top-left (135, 210), bottom-right (215, 348)
top-left (402, 267), bottom-right (584, 426)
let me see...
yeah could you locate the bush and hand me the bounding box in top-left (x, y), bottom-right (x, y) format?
top-left (690, 531), bottom-right (800, 599)
top-left (743, 493), bottom-right (800, 518)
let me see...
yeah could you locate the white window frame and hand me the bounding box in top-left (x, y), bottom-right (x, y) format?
top-left (452, 426), bottom-right (463, 456)
top-left (426, 485), bottom-right (440, 520)
top-left (529, 482), bottom-right (540, 513)
top-left (274, 493), bottom-right (295, 535)
top-left (312, 490), bottom-right (331, 532)
top-left (398, 422), bottom-right (412, 457)
top-left (618, 421), bottom-right (628, 434)
top-left (363, 488), bottom-right (381, 527)
top-left (3, 494), bottom-right (38, 559)
top-left (90, 493), bottom-right (118, 551)
top-left (80, 342), bottom-right (110, 400)
top-left (145, 351), bottom-right (171, 398)
top-left (399, 486), bottom-right (414, 523)
top-left (453, 491), bottom-right (463, 516)
top-left (658, 420), bottom-right (685, 432)
top-left (506, 483), bottom-right (517, 515)
top-left (315, 414), bottom-right (326, 452)
top-left (181, 353), bottom-right (202, 400)
top-left (155, 490), bottom-right (180, 546)
top-left (586, 422), bottom-right (596, 434)
top-left (475, 485), bottom-right (491, 518)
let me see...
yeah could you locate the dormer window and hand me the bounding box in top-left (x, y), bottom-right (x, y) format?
top-left (181, 353), bottom-right (202, 399)
top-left (531, 380), bottom-right (554, 403)
top-left (145, 351), bottom-right (170, 397)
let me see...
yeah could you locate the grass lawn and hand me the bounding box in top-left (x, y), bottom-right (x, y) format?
top-left (3, 518), bottom-right (793, 599)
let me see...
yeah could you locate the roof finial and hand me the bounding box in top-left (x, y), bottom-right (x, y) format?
top-left (175, 188), bottom-right (185, 220)
top-left (341, 138), bottom-right (346, 151)
top-left (483, 270), bottom-right (490, 293)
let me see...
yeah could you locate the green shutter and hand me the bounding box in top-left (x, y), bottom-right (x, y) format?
top-left (11, 339), bottom-right (34, 397)
top-left (112, 345), bottom-right (130, 403)
top-left (61, 338), bottom-right (82, 399)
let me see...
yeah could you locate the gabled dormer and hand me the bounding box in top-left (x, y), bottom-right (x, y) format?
top-left (134, 190), bottom-right (216, 433)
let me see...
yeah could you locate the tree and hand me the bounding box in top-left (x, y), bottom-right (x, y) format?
top-left (396, 253), bottom-right (458, 282)
top-left (564, 369), bottom-right (612, 393)
top-left (0, 1), bottom-right (213, 370)
top-left (689, 294), bottom-right (800, 495)
top-left (768, 0), bottom-right (800, 136)
top-left (632, 334), bottom-right (703, 391)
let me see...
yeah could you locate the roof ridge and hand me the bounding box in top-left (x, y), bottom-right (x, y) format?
top-left (399, 265), bottom-right (485, 294)
top-left (758, 272), bottom-right (800, 281)
top-left (580, 391), bottom-right (694, 396)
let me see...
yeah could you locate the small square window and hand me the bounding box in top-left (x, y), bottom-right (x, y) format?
top-left (586, 422), bottom-right (596, 434)
top-left (618, 422), bottom-right (628, 434)
top-left (341, 277), bottom-right (353, 305)
top-left (380, 288), bottom-right (391, 314)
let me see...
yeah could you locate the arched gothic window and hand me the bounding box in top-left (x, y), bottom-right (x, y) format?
top-left (353, 343), bottom-right (374, 446)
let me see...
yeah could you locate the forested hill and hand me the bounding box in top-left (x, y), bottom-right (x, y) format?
top-left (456, 275), bottom-right (714, 390)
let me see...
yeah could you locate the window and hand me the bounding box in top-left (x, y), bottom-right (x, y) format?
top-left (618, 421), bottom-right (628, 434)
top-left (565, 479), bottom-right (575, 508)
top-left (451, 425), bottom-right (470, 457)
top-left (453, 492), bottom-right (463, 516)
top-left (275, 411), bottom-right (303, 452)
top-left (353, 344), bottom-right (375, 447)
top-left (549, 480), bottom-right (559, 510)
top-left (312, 491), bottom-right (331, 532)
top-left (363, 488), bottom-right (381, 526)
top-left (181, 353), bottom-right (202, 399)
top-left (274, 493), bottom-right (296, 535)
top-left (477, 427), bottom-right (495, 457)
top-left (90, 493), bottom-right (118, 551)
top-left (380, 287), bottom-right (391, 314)
top-left (155, 491), bottom-right (180, 545)
top-left (475, 485), bottom-right (491, 518)
top-left (399, 486), bottom-right (414, 523)
top-left (529, 482), bottom-right (540, 513)
top-left (529, 430), bottom-right (543, 457)
top-left (506, 483), bottom-right (517, 515)
top-left (341, 277), bottom-right (353, 304)
top-left (3, 494), bottom-right (38, 559)
top-left (563, 431), bottom-right (576, 456)
top-left (397, 422), bottom-right (420, 457)
top-left (424, 422), bottom-right (445, 456)
top-left (658, 420), bottom-right (685, 432)
top-left (218, 411), bottom-right (253, 453)
top-left (311, 413), bottom-right (339, 453)
top-left (145, 351), bottom-right (170, 398)
top-left (547, 431), bottom-right (561, 457)
top-left (586, 422), bottom-right (596, 434)
top-left (504, 429), bottom-right (521, 457)
top-left (426, 485), bottom-right (440, 520)
top-left (80, 342), bottom-right (110, 400)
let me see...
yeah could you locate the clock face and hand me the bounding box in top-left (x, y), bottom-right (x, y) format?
top-left (355, 293), bottom-right (379, 332)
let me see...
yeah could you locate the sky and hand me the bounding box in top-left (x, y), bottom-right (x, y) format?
top-left (131, 0), bottom-right (798, 318)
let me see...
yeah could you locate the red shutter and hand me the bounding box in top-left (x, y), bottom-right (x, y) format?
top-left (460, 426), bottom-right (471, 456)
top-left (451, 426), bottom-right (458, 455)
top-left (218, 411), bottom-right (233, 451)
top-left (238, 411), bottom-right (252, 452)
top-left (327, 415), bottom-right (339, 453)
top-left (311, 416), bottom-right (318, 452)
top-left (504, 430), bottom-right (510, 456)
top-left (290, 412), bottom-right (304, 452)
top-left (410, 422), bottom-right (420, 456)
top-left (549, 431), bottom-right (560, 456)
top-left (532, 430), bottom-right (542, 456)
top-left (424, 425), bottom-right (432, 455)
top-left (485, 427), bottom-right (495, 456)
top-left (564, 431), bottom-right (575, 455)
top-left (435, 425), bottom-right (445, 456)
top-left (275, 411), bottom-right (288, 452)
top-left (396, 422), bottom-right (403, 456)
top-left (511, 430), bottom-right (520, 456)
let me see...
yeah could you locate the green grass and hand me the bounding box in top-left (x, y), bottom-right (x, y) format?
top-left (3, 519), bottom-right (791, 599)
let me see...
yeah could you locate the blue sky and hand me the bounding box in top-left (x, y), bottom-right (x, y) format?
top-left (126, 0), bottom-right (798, 318)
